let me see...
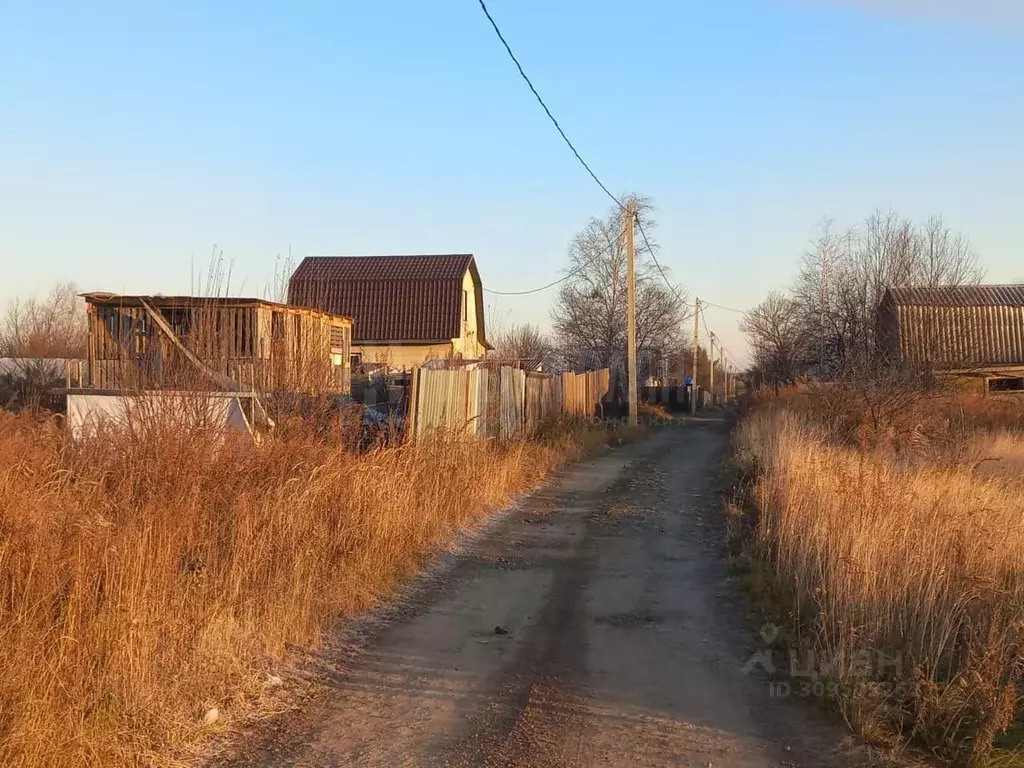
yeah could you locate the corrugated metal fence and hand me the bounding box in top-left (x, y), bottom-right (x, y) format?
top-left (408, 367), bottom-right (489, 439)
top-left (409, 366), bottom-right (610, 440)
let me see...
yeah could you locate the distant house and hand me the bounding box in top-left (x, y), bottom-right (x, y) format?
top-left (288, 254), bottom-right (490, 369)
top-left (877, 285), bottom-right (1024, 393)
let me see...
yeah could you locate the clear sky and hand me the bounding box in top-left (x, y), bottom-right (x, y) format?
top-left (3, 0), bottom-right (1022, 364)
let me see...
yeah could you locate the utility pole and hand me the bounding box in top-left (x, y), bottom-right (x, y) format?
top-left (624, 202), bottom-right (638, 427)
top-left (691, 297), bottom-right (700, 414)
top-left (709, 334), bottom-right (715, 406)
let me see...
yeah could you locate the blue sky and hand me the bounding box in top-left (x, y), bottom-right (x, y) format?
top-left (3, 0), bottom-right (1022, 363)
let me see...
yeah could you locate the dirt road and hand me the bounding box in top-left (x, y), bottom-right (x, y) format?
top-left (219, 419), bottom-right (858, 767)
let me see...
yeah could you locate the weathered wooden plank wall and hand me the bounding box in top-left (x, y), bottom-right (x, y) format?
top-left (86, 301), bottom-right (350, 393)
top-left (524, 372), bottom-right (560, 434)
top-left (559, 369), bottom-right (611, 418)
top-left (499, 366), bottom-right (525, 441)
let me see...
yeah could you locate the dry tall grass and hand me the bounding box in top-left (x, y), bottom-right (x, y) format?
top-left (735, 390), bottom-right (1024, 764)
top-left (0, 410), bottom-right (615, 767)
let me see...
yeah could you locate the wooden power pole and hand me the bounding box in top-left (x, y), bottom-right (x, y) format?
top-left (691, 297), bottom-right (700, 414)
top-left (624, 202), bottom-right (638, 427)
top-left (709, 334), bottom-right (715, 406)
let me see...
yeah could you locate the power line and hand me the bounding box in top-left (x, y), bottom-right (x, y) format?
top-left (635, 218), bottom-right (688, 315)
top-left (642, 218), bottom-right (743, 372)
top-left (476, 0), bottom-right (748, 339)
top-left (475, 0), bottom-right (623, 295)
top-left (476, 0), bottom-right (621, 208)
top-left (636, 217), bottom-right (750, 327)
top-left (484, 273), bottom-right (579, 296)
top-left (699, 302), bottom-right (741, 369)
top-left (701, 299), bottom-right (748, 315)
top-left (700, 303), bottom-right (711, 343)
top-left (484, 230), bottom-right (624, 296)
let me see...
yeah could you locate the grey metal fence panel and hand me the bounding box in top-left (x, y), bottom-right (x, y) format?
top-left (409, 365), bottom-right (610, 441)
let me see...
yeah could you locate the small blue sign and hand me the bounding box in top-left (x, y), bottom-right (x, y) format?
top-left (684, 377), bottom-right (693, 387)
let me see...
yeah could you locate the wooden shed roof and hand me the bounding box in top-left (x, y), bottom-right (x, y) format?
top-left (81, 293), bottom-right (353, 323)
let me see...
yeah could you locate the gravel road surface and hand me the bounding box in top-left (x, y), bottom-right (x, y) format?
top-left (216, 418), bottom-right (863, 767)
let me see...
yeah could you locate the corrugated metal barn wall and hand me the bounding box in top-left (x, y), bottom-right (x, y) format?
top-left (895, 304), bottom-right (1024, 366)
top-left (877, 286), bottom-right (1024, 369)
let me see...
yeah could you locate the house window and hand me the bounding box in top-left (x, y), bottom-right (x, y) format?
top-left (463, 290), bottom-right (468, 322)
top-left (350, 352), bottom-right (362, 368)
top-left (989, 377), bottom-right (1024, 393)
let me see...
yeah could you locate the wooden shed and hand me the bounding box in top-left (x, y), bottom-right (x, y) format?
top-left (877, 285), bottom-right (1024, 393)
top-left (79, 293), bottom-right (353, 394)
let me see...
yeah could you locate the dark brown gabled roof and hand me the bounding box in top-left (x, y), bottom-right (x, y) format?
top-left (288, 255), bottom-right (488, 346)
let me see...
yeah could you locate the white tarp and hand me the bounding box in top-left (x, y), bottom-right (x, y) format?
top-left (66, 392), bottom-right (254, 441)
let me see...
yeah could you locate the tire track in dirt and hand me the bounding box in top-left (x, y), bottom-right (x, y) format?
top-left (208, 420), bottom-right (872, 767)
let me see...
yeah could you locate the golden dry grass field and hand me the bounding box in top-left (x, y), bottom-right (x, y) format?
top-left (734, 387), bottom-right (1024, 766)
top-left (0, 409), bottom-right (627, 767)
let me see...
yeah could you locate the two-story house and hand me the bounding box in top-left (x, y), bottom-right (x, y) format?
top-left (288, 254), bottom-right (490, 369)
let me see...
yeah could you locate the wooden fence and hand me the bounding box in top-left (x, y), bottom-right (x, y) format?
top-left (561, 369), bottom-right (611, 418)
top-left (408, 366), bottom-right (610, 440)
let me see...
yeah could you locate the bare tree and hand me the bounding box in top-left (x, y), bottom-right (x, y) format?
top-left (740, 291), bottom-right (807, 386)
top-left (791, 211), bottom-right (983, 377)
top-left (918, 215), bottom-right (980, 287)
top-left (0, 282), bottom-right (87, 358)
top-left (791, 221), bottom-right (860, 377)
top-left (550, 195), bottom-right (689, 378)
top-left (491, 323), bottom-right (556, 371)
top-left (0, 283), bottom-right (86, 411)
